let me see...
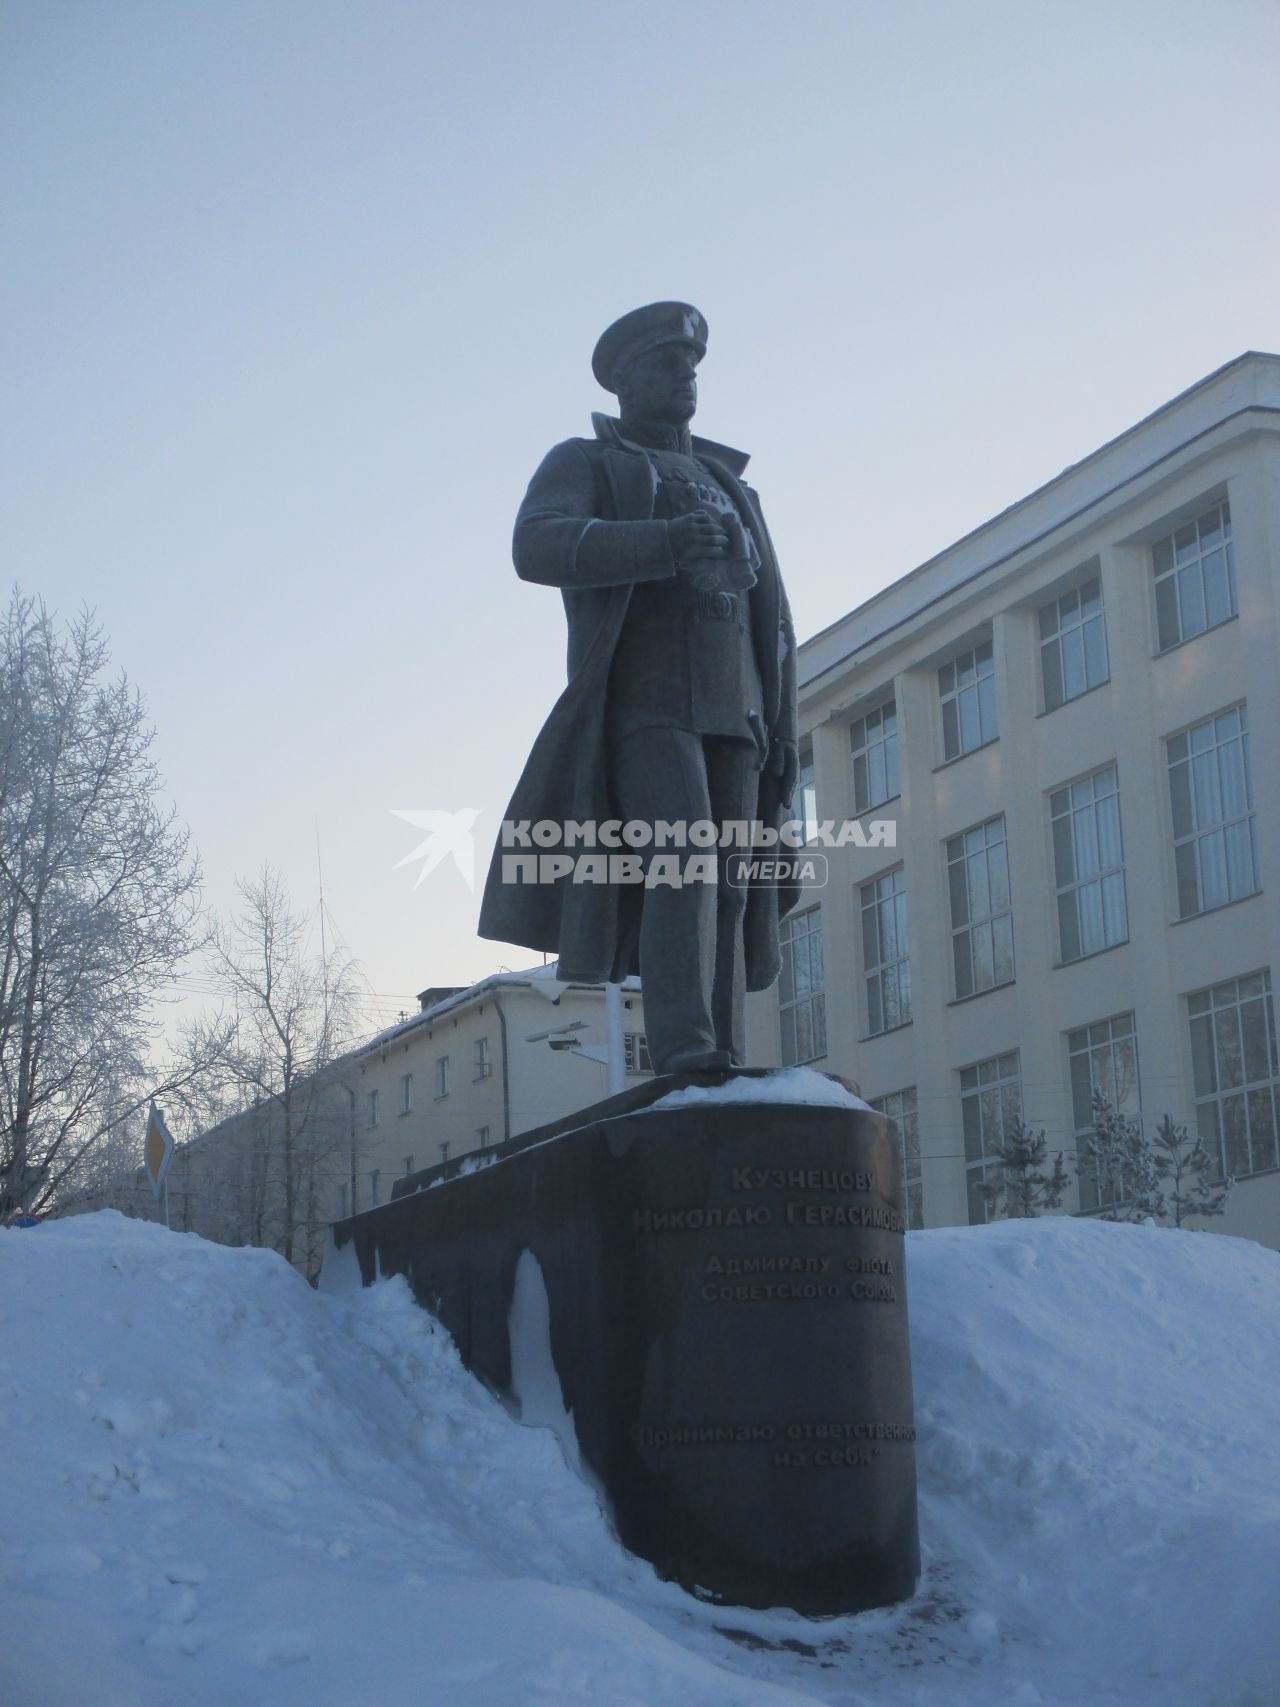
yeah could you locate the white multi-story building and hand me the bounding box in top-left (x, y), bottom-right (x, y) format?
top-left (348, 965), bottom-right (649, 1211)
top-left (746, 351), bottom-right (1280, 1249)
top-left (98, 966), bottom-right (651, 1277)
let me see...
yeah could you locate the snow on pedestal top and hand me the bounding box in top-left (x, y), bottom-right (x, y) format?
top-left (650, 1066), bottom-right (872, 1113)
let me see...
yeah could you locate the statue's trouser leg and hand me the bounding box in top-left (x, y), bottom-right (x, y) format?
top-left (609, 729), bottom-right (759, 1072)
top-left (703, 735), bottom-right (761, 1064)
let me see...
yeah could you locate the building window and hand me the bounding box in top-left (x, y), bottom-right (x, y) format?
top-left (960, 1051), bottom-right (1022, 1225)
top-left (476, 1126), bottom-right (490, 1150)
top-left (623, 1032), bottom-right (652, 1075)
top-left (402, 1154), bottom-right (414, 1176)
top-left (435, 1056), bottom-right (450, 1099)
top-left (368, 1168), bottom-right (381, 1207)
top-left (399, 1072), bottom-right (413, 1115)
top-left (473, 1036), bottom-right (491, 1080)
top-left (1189, 970), bottom-right (1279, 1179)
top-left (779, 905), bottom-right (826, 1065)
top-left (1167, 705), bottom-right (1258, 919)
top-left (869, 1088), bottom-right (922, 1229)
top-left (1068, 1013), bottom-right (1141, 1213)
top-left (947, 815), bottom-right (1014, 998)
top-left (788, 744), bottom-right (826, 843)
top-left (850, 700), bottom-right (899, 813)
top-left (439, 1140), bottom-right (451, 1162)
top-left (1040, 576), bottom-right (1108, 710)
top-left (860, 867), bottom-right (911, 1035)
top-left (366, 1088), bottom-right (379, 1130)
top-left (1154, 497), bottom-right (1236, 651)
top-left (1051, 764), bottom-right (1127, 962)
top-left (939, 639), bottom-right (997, 761)
top-left (795, 742), bottom-right (818, 842)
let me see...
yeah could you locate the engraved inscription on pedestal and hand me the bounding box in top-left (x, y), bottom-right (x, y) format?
top-left (617, 1108), bottom-right (918, 1612)
top-left (332, 1091), bottom-right (920, 1617)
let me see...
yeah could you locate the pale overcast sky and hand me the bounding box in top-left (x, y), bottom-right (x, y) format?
top-left (4, 0), bottom-right (1279, 1035)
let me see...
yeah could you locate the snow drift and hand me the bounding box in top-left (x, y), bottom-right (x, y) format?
top-left (1, 1210), bottom-right (1277, 1707)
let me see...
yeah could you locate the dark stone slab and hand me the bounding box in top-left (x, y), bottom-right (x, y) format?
top-left (389, 1066), bottom-right (791, 1199)
top-left (331, 1089), bottom-right (919, 1616)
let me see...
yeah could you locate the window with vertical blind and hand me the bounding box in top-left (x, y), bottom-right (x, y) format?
top-left (1153, 498), bottom-right (1236, 651)
top-left (1189, 971), bottom-right (1278, 1179)
top-left (939, 639), bottom-right (997, 760)
top-left (947, 816), bottom-right (1014, 998)
top-left (960, 1052), bottom-right (1022, 1225)
top-left (1039, 575), bottom-right (1108, 710)
top-left (1068, 1013), bottom-right (1140, 1212)
top-left (623, 1033), bottom-right (652, 1074)
top-left (778, 905), bottom-right (826, 1065)
top-left (860, 868), bottom-right (911, 1035)
top-left (1051, 765), bottom-right (1127, 962)
top-left (850, 700), bottom-right (900, 812)
top-left (1167, 706), bottom-right (1258, 918)
top-left (869, 1087), bottom-right (923, 1229)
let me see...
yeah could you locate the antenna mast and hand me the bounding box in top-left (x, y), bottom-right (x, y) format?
top-left (317, 824), bottom-right (331, 1047)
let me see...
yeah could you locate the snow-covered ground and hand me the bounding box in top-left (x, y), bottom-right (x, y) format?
top-left (2, 1210), bottom-right (1277, 1707)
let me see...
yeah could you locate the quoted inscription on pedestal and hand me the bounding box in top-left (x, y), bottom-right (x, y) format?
top-left (624, 1116), bottom-right (919, 1604)
top-left (341, 1093), bottom-right (919, 1614)
top-left (631, 1155), bottom-right (907, 1305)
top-left (700, 1253), bottom-right (898, 1304)
top-left (635, 1418), bottom-right (917, 1471)
top-left (630, 1139), bottom-right (913, 1498)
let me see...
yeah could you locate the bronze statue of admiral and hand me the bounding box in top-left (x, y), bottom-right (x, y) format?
top-left (479, 303), bottom-right (799, 1074)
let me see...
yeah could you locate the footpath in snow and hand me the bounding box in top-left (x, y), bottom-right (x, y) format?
top-left (1, 1208), bottom-right (1277, 1707)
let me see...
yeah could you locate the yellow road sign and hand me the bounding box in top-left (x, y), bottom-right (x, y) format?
top-left (144, 1102), bottom-right (175, 1201)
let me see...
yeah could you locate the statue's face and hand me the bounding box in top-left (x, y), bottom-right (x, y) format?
top-left (617, 341), bottom-right (700, 424)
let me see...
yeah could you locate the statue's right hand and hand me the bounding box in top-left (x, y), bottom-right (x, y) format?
top-left (668, 509), bottom-right (730, 567)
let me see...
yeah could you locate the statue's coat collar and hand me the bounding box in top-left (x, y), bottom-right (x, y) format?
top-left (591, 413), bottom-right (751, 480)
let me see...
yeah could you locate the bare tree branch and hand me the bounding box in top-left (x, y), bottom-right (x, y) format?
top-left (0, 589), bottom-right (214, 1214)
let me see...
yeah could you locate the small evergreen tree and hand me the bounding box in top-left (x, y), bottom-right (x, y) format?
top-left (980, 1117), bottom-right (1070, 1219)
top-left (1076, 1095), bottom-right (1234, 1228)
top-left (1153, 1114), bottom-right (1233, 1227)
top-left (1077, 1090), bottom-right (1165, 1223)
top-left (1078, 1088), bottom-right (1132, 1215)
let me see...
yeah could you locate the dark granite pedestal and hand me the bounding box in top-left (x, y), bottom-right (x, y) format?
top-left (329, 1075), bottom-right (920, 1616)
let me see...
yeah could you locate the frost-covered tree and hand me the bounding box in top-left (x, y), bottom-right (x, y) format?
top-left (201, 866), bottom-right (360, 1271)
top-left (979, 1117), bottom-right (1069, 1219)
top-left (0, 591), bottom-right (216, 1216)
top-left (1153, 1114), bottom-right (1233, 1228)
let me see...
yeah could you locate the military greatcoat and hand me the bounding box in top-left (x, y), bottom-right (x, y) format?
top-left (477, 414), bottom-right (799, 988)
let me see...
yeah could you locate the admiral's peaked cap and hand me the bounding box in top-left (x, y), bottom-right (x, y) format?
top-left (592, 301), bottom-right (709, 392)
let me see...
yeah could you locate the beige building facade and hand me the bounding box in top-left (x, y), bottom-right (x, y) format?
top-left (747, 352), bottom-right (1280, 1249)
top-left (347, 966), bottom-right (650, 1213)
top-left (101, 967), bottom-right (651, 1277)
